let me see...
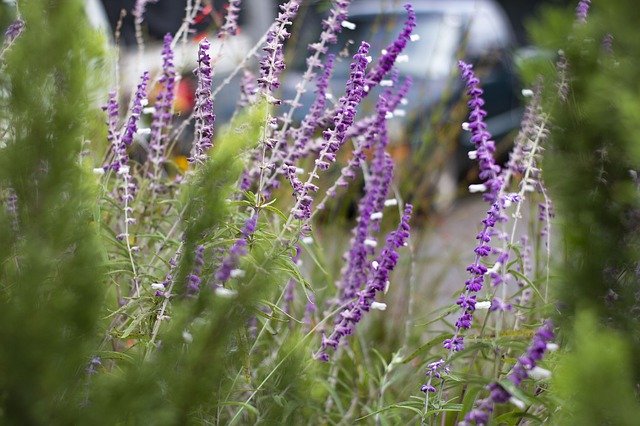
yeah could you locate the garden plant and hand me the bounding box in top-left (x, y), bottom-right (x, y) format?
top-left (0, 0), bottom-right (639, 424)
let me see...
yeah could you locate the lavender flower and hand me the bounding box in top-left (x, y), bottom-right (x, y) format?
top-left (86, 356), bottom-right (102, 375)
top-left (132, 0), bottom-right (158, 27)
top-left (258, 0), bottom-right (300, 96)
top-left (458, 61), bottom-right (502, 202)
top-left (338, 150), bottom-right (394, 305)
top-left (4, 187), bottom-right (18, 231)
top-left (291, 42), bottom-right (369, 221)
top-left (122, 71), bottom-right (150, 148)
top-left (461, 322), bottom-right (555, 425)
top-left (320, 87), bottom-right (394, 207)
top-left (148, 34), bottom-right (176, 180)
top-left (364, 4), bottom-right (416, 89)
top-left (575, 0), bottom-right (591, 24)
top-left (3, 18), bottom-right (24, 43)
top-left (316, 204), bottom-right (412, 361)
top-left (218, 0), bottom-right (242, 38)
top-left (104, 71), bottom-right (150, 173)
top-left (290, 54), bottom-right (336, 164)
top-left (216, 214), bottom-right (257, 283)
top-left (238, 70), bottom-right (259, 108)
top-left (309, 0), bottom-right (351, 54)
top-left (186, 245), bottom-right (206, 295)
top-left (189, 38), bottom-right (215, 165)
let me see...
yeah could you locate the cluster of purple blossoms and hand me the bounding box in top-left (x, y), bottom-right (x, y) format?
top-left (289, 54), bottom-right (336, 165)
top-left (309, 0), bottom-right (351, 54)
top-left (153, 254), bottom-right (179, 298)
top-left (338, 147), bottom-right (394, 305)
top-left (316, 204), bottom-right (412, 362)
top-left (186, 245), bottom-right (206, 296)
top-left (257, 0), bottom-right (299, 97)
top-left (103, 71), bottom-right (150, 177)
top-left (132, 0), bottom-right (158, 27)
top-left (148, 34), bottom-right (176, 176)
top-left (218, 0), bottom-right (242, 38)
top-left (575, 0), bottom-right (591, 24)
top-left (3, 18), bottom-right (24, 44)
top-left (461, 321), bottom-right (555, 425)
top-left (420, 359), bottom-right (449, 393)
top-left (189, 38), bottom-right (215, 165)
top-left (364, 4), bottom-right (416, 89)
top-left (216, 214), bottom-right (258, 283)
top-left (458, 61), bottom-right (502, 202)
top-left (238, 70), bottom-right (259, 108)
top-left (290, 42), bottom-right (369, 221)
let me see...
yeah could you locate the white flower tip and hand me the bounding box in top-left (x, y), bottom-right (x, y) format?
top-left (295, 259), bottom-right (303, 267)
top-left (385, 111), bottom-right (394, 119)
top-left (182, 330), bottom-right (193, 343)
top-left (467, 150), bottom-right (478, 160)
top-left (138, 127), bottom-right (152, 135)
top-left (521, 89), bottom-right (534, 97)
top-left (117, 165), bottom-right (130, 175)
top-left (142, 107), bottom-right (155, 114)
top-left (462, 122), bottom-right (471, 131)
top-left (92, 167), bottom-right (105, 175)
top-left (475, 301), bottom-right (492, 310)
top-left (468, 183), bottom-right (487, 193)
top-left (397, 55), bottom-right (409, 63)
top-left (485, 262), bottom-right (502, 275)
top-left (140, 98), bottom-right (149, 106)
top-left (302, 236), bottom-right (314, 245)
top-left (381, 49), bottom-right (388, 55)
top-left (295, 167), bottom-right (304, 175)
top-left (341, 20), bottom-right (356, 30)
top-left (384, 280), bottom-right (390, 294)
top-left (528, 366), bottom-right (552, 380)
top-left (363, 85), bottom-right (370, 93)
top-left (365, 55), bottom-right (373, 63)
top-left (410, 34), bottom-right (420, 42)
top-left (230, 269), bottom-right (245, 278)
top-left (371, 260), bottom-right (379, 270)
top-left (325, 93), bottom-right (334, 100)
top-left (393, 109), bottom-right (406, 117)
top-left (509, 397), bottom-right (526, 410)
top-left (371, 301), bottom-right (387, 311)
top-left (370, 212), bottom-right (383, 220)
top-left (546, 342), bottom-right (559, 352)
top-left (151, 283), bottom-right (165, 290)
top-left (380, 79), bottom-right (394, 87)
top-left (400, 98), bottom-right (408, 105)
top-left (384, 199), bottom-right (398, 207)
top-left (364, 239), bottom-right (378, 248)
top-left (215, 286), bottom-right (238, 298)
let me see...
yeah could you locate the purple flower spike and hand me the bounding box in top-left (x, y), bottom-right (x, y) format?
top-left (291, 43), bottom-right (370, 221)
top-left (186, 245), bottom-right (206, 296)
top-left (218, 0), bottom-right (242, 38)
top-left (309, 0), bottom-right (352, 54)
top-left (258, 0), bottom-right (300, 97)
top-left (122, 71), bottom-right (150, 148)
top-left (458, 61), bottom-right (502, 202)
top-left (133, 0), bottom-right (158, 27)
top-left (575, 0), bottom-right (591, 24)
top-left (3, 18), bottom-right (24, 43)
top-left (103, 71), bottom-right (150, 176)
top-left (216, 214), bottom-right (258, 283)
top-left (462, 321), bottom-right (555, 425)
top-left (148, 33), bottom-right (176, 179)
top-left (316, 204), bottom-right (412, 361)
top-left (365, 4), bottom-right (416, 88)
top-left (189, 38), bottom-right (216, 164)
